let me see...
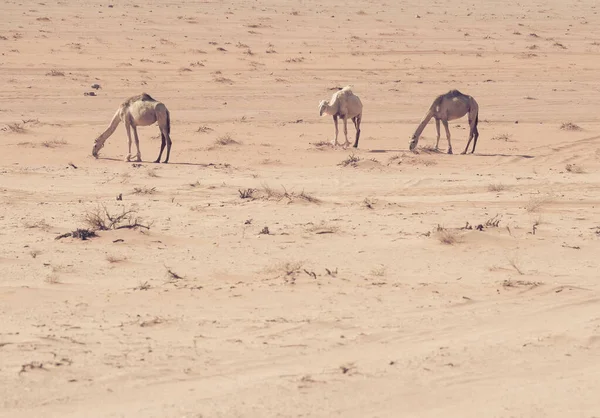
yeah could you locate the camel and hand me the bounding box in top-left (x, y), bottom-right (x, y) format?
top-left (318, 86), bottom-right (363, 148)
top-left (92, 93), bottom-right (172, 163)
top-left (409, 90), bottom-right (479, 155)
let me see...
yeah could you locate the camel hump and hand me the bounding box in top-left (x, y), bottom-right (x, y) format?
top-left (139, 93), bottom-right (156, 101)
top-left (446, 89), bottom-right (464, 97)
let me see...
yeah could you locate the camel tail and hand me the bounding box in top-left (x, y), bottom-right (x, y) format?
top-left (92, 109), bottom-right (121, 158)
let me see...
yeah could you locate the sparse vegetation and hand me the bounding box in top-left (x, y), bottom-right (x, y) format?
top-left (5, 122), bottom-right (26, 133)
top-left (106, 255), bottom-right (126, 263)
top-left (132, 186), bottom-right (157, 195)
top-left (214, 76), bottom-right (233, 84)
top-left (435, 226), bottom-right (461, 245)
top-left (83, 205), bottom-right (151, 231)
top-left (490, 133), bottom-right (512, 141)
top-left (502, 279), bottom-right (542, 288)
top-left (252, 185), bottom-right (321, 204)
top-left (526, 195), bottom-right (551, 212)
top-left (238, 188), bottom-right (255, 199)
top-left (197, 125), bottom-right (213, 133)
top-left (370, 265), bottom-right (386, 276)
top-left (46, 69), bottom-right (65, 76)
top-left (214, 134), bottom-right (239, 146)
top-left (338, 153), bottom-right (360, 167)
top-left (565, 163), bottom-right (585, 174)
top-left (507, 255), bottom-right (524, 275)
top-left (560, 122), bottom-right (582, 131)
top-left (266, 261), bottom-right (304, 283)
top-left (41, 139), bottom-right (67, 148)
top-left (488, 183), bottom-right (506, 192)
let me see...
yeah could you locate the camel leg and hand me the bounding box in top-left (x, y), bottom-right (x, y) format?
top-left (125, 120), bottom-right (134, 161)
top-left (331, 115), bottom-right (339, 146)
top-left (163, 131), bottom-right (172, 163)
top-left (132, 125), bottom-right (142, 162)
top-left (155, 132), bottom-right (166, 163)
top-left (435, 118), bottom-right (441, 150)
top-left (471, 125), bottom-right (479, 154)
top-left (352, 115), bottom-right (361, 148)
top-left (342, 117), bottom-right (350, 148)
top-left (442, 120), bottom-right (452, 154)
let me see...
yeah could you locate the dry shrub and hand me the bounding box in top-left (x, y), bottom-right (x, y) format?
top-left (106, 255), bottom-right (126, 263)
top-left (488, 183), bottom-right (506, 192)
top-left (526, 195), bottom-right (551, 212)
top-left (256, 185), bottom-right (320, 204)
top-left (214, 134), bottom-right (239, 146)
top-left (132, 186), bottom-right (156, 195)
top-left (83, 205), bottom-right (150, 231)
top-left (238, 188), bottom-right (255, 199)
top-left (41, 139), bottom-right (67, 148)
top-left (560, 122), bottom-right (582, 131)
top-left (5, 122), bottom-right (27, 133)
top-left (502, 279), bottom-right (542, 288)
top-left (214, 76), bottom-right (233, 84)
top-left (265, 261), bottom-right (304, 283)
top-left (565, 163), bottom-right (585, 174)
top-left (24, 219), bottom-right (51, 231)
top-left (370, 265), bottom-right (386, 276)
top-left (338, 153), bottom-right (360, 167)
top-left (435, 226), bottom-right (461, 245)
top-left (46, 69), bottom-right (65, 76)
top-left (197, 125), bottom-right (213, 133)
top-left (491, 133), bottom-right (512, 141)
top-left (416, 145), bottom-right (441, 154)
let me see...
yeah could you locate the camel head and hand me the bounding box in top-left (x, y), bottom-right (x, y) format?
top-left (318, 100), bottom-right (329, 117)
top-left (409, 135), bottom-right (419, 152)
top-left (92, 138), bottom-right (104, 158)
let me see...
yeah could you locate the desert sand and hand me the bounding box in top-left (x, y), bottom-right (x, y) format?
top-left (1, 0), bottom-right (600, 416)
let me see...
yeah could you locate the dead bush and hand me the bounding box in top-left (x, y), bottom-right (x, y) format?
top-left (560, 122), bottom-right (582, 131)
top-left (435, 226), bottom-right (461, 245)
top-left (338, 153), bottom-right (360, 167)
top-left (83, 205), bottom-right (150, 231)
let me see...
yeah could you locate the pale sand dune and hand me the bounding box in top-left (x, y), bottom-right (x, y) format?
top-left (1, 0), bottom-right (600, 416)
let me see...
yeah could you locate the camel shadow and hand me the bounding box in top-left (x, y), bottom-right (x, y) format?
top-left (94, 157), bottom-right (228, 167)
top-left (368, 149), bottom-right (534, 158)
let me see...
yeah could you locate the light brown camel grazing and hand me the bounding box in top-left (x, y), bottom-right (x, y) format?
top-left (318, 86), bottom-right (363, 148)
top-left (409, 90), bottom-right (479, 154)
top-left (92, 93), bottom-right (172, 163)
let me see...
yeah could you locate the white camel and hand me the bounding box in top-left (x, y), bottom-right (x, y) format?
top-left (92, 93), bottom-right (172, 163)
top-left (409, 90), bottom-right (479, 154)
top-left (318, 86), bottom-right (363, 148)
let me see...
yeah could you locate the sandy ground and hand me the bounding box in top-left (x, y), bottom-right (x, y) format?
top-left (2, 0), bottom-right (600, 416)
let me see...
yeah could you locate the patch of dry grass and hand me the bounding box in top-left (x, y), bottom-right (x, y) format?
top-left (132, 186), bottom-right (156, 195)
top-left (46, 69), bottom-right (65, 76)
top-left (560, 122), bottom-right (582, 131)
top-left (197, 125), bottom-right (213, 133)
top-left (255, 185), bottom-right (321, 204)
top-left (488, 183), bottom-right (506, 192)
top-left (565, 163), bottom-right (585, 174)
top-left (106, 255), bottom-right (127, 263)
top-left (435, 226), bottom-right (461, 245)
top-left (41, 139), bottom-right (67, 148)
top-left (5, 122), bottom-right (27, 133)
top-left (214, 134), bottom-right (240, 146)
top-left (338, 153), bottom-right (360, 167)
top-left (526, 195), bottom-right (551, 212)
top-left (490, 133), bottom-right (513, 142)
top-left (265, 261), bottom-right (304, 283)
top-left (370, 265), bottom-right (386, 276)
